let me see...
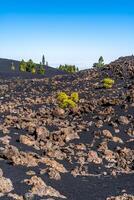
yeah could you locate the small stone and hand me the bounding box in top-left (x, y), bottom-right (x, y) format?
top-left (26, 171), bottom-right (36, 176)
top-left (112, 136), bottom-right (123, 143)
top-left (103, 172), bottom-right (107, 176)
top-left (102, 130), bottom-right (113, 139)
top-left (53, 108), bottom-right (65, 117)
top-left (0, 176), bottom-right (13, 194)
top-left (87, 151), bottom-right (102, 164)
top-left (0, 169), bottom-right (3, 177)
top-left (118, 116), bottom-right (130, 125)
top-left (24, 193), bottom-right (34, 200)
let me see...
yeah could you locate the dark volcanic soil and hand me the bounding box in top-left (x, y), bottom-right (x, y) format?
top-left (0, 56), bottom-right (134, 200)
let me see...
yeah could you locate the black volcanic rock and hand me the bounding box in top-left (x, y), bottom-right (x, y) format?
top-left (0, 56), bottom-right (133, 200)
top-left (106, 55), bottom-right (134, 78)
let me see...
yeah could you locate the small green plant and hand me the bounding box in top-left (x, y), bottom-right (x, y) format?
top-left (103, 78), bottom-right (115, 89)
top-left (71, 92), bottom-right (79, 102)
top-left (38, 63), bottom-right (45, 75)
top-left (60, 99), bottom-right (77, 109)
top-left (19, 59), bottom-right (27, 72)
top-left (31, 68), bottom-right (36, 74)
top-left (57, 92), bottom-right (79, 109)
top-left (57, 92), bottom-right (68, 102)
top-left (39, 67), bottom-right (45, 75)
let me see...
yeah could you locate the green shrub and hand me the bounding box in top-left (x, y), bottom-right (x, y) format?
top-left (103, 83), bottom-right (112, 89)
top-left (58, 64), bottom-right (79, 73)
top-left (57, 92), bottom-right (69, 102)
top-left (19, 60), bottom-right (27, 72)
top-left (60, 99), bottom-right (77, 109)
top-left (103, 78), bottom-right (114, 85)
top-left (31, 68), bottom-right (36, 74)
top-left (57, 92), bottom-right (79, 109)
top-left (38, 66), bottom-right (45, 75)
top-left (71, 92), bottom-right (79, 102)
top-left (19, 59), bottom-right (37, 74)
top-left (103, 78), bottom-right (114, 88)
top-left (26, 59), bottom-right (36, 72)
top-left (39, 68), bottom-right (45, 75)
top-left (19, 58), bottom-right (47, 75)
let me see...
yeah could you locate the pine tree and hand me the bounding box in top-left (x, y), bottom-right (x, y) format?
top-left (42, 55), bottom-right (45, 66)
top-left (93, 56), bottom-right (104, 68)
top-left (98, 56), bottom-right (104, 67)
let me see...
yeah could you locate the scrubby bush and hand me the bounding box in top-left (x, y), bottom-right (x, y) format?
top-left (60, 99), bottom-right (77, 109)
top-left (103, 78), bottom-right (114, 88)
top-left (58, 64), bottom-right (79, 73)
top-left (38, 63), bottom-right (45, 75)
top-left (57, 92), bottom-right (79, 109)
top-left (26, 59), bottom-right (36, 72)
top-left (31, 68), bottom-right (36, 74)
top-left (19, 60), bottom-right (27, 72)
top-left (39, 67), bottom-right (45, 75)
top-left (71, 92), bottom-right (79, 102)
top-left (57, 92), bottom-right (68, 102)
top-left (19, 59), bottom-right (37, 74)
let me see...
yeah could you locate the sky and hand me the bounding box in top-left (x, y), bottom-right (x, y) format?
top-left (0, 0), bottom-right (134, 69)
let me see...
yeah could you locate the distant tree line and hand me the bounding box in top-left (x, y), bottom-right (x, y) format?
top-left (58, 64), bottom-right (79, 73)
top-left (18, 55), bottom-right (48, 75)
top-left (11, 55), bottom-right (105, 74)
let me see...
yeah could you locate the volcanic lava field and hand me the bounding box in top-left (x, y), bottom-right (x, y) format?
top-left (0, 56), bottom-right (134, 200)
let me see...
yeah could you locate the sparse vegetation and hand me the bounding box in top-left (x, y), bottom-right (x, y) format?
top-left (103, 78), bottom-right (115, 88)
top-left (19, 59), bottom-right (27, 72)
top-left (57, 92), bottom-right (68, 102)
top-left (57, 92), bottom-right (79, 109)
top-left (93, 56), bottom-right (105, 68)
top-left (0, 56), bottom-right (133, 199)
top-left (19, 59), bottom-right (46, 75)
top-left (26, 59), bottom-right (36, 72)
top-left (60, 99), bottom-right (77, 109)
top-left (19, 59), bottom-right (36, 73)
top-left (31, 67), bottom-right (36, 74)
top-left (58, 64), bottom-right (79, 73)
top-left (38, 63), bottom-right (45, 75)
top-left (71, 92), bottom-right (79, 102)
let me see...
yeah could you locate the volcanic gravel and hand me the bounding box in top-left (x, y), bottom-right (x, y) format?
top-left (0, 56), bottom-right (134, 200)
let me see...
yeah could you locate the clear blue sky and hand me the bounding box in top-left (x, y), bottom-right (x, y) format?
top-left (0, 0), bottom-right (134, 69)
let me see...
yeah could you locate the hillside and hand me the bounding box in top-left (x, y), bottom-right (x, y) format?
top-left (0, 58), bottom-right (67, 79)
top-left (0, 56), bottom-right (133, 200)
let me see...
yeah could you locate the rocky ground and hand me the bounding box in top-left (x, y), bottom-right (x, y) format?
top-left (0, 56), bottom-right (134, 200)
